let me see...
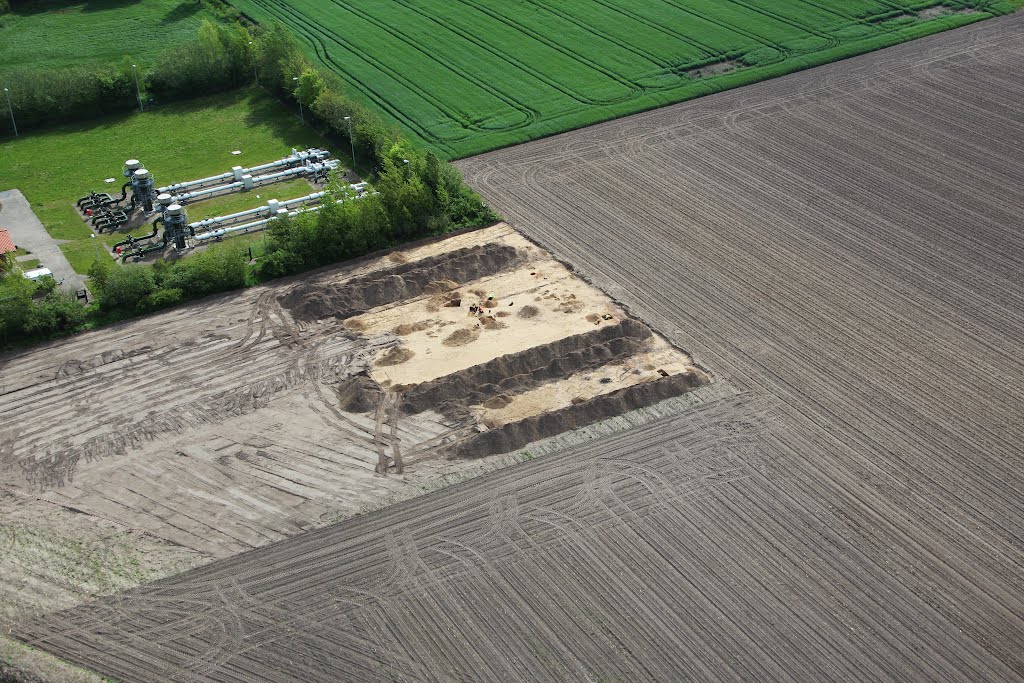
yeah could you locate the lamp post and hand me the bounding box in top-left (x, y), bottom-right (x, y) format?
top-left (292, 76), bottom-right (303, 123)
top-left (344, 116), bottom-right (356, 171)
top-left (132, 64), bottom-right (143, 113)
top-left (2, 87), bottom-right (17, 138)
top-left (248, 41), bottom-right (258, 85)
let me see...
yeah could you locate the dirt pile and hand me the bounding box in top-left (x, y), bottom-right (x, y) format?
top-left (441, 371), bottom-right (704, 459)
top-left (517, 305), bottom-right (540, 319)
top-left (401, 319), bottom-right (652, 417)
top-left (282, 244), bottom-right (527, 321)
top-left (393, 321), bottom-right (431, 336)
top-left (442, 328), bottom-right (480, 347)
top-left (335, 373), bottom-right (383, 413)
top-left (376, 347), bottom-right (416, 366)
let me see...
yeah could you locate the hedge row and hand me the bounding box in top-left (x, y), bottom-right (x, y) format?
top-left (0, 16), bottom-right (498, 351)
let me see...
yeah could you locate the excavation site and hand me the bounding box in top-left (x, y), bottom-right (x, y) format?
top-left (0, 222), bottom-right (708, 621)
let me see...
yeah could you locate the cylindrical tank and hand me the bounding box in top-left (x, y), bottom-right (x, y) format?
top-left (132, 169), bottom-right (155, 212)
top-left (164, 203), bottom-right (190, 250)
top-left (155, 193), bottom-right (173, 211)
top-left (123, 159), bottom-right (143, 178)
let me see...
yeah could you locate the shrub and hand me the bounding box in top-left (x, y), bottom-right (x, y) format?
top-left (140, 287), bottom-right (184, 313)
top-left (23, 291), bottom-right (87, 336)
top-left (99, 264), bottom-right (157, 312)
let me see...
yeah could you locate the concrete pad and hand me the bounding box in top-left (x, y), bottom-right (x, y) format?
top-left (0, 189), bottom-right (87, 292)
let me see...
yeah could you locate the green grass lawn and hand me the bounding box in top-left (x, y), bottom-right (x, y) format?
top-left (228, 0), bottom-right (1020, 158)
top-left (0, 88), bottom-right (331, 274)
top-left (0, 0), bottom-right (223, 73)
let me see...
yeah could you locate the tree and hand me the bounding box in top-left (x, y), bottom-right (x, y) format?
top-left (295, 69), bottom-right (326, 109)
top-left (99, 265), bottom-right (156, 312)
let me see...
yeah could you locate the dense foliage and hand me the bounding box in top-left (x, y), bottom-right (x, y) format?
top-left (259, 147), bottom-right (494, 279)
top-left (0, 13), bottom-right (496, 351)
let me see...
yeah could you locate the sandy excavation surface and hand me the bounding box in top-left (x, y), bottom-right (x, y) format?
top-left (351, 233), bottom-right (638, 386)
top-left (0, 222), bottom-right (706, 627)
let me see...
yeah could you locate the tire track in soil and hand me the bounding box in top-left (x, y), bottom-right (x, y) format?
top-left (13, 14), bottom-right (1024, 683)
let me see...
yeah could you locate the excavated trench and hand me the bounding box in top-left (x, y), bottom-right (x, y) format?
top-left (281, 243), bottom-right (527, 321)
top-left (440, 371), bottom-right (704, 460)
top-left (398, 319), bottom-right (653, 418)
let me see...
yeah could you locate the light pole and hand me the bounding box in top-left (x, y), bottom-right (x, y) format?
top-left (292, 76), bottom-right (303, 123)
top-left (2, 87), bottom-right (17, 138)
top-left (132, 64), bottom-right (143, 112)
top-left (344, 116), bottom-right (356, 171)
top-left (248, 41), bottom-right (258, 85)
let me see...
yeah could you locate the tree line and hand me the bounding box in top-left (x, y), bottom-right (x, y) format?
top-left (0, 14), bottom-right (498, 349)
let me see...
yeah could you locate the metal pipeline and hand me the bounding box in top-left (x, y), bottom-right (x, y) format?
top-left (172, 180), bottom-right (245, 204)
top-left (158, 171), bottom-right (234, 194)
top-left (193, 204), bottom-right (328, 242)
top-left (113, 217), bottom-right (162, 251)
top-left (156, 148), bottom-right (334, 194)
top-left (186, 191), bottom-right (328, 231)
top-left (168, 161), bottom-right (339, 205)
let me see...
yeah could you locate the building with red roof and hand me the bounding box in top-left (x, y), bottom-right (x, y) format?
top-left (0, 229), bottom-right (15, 256)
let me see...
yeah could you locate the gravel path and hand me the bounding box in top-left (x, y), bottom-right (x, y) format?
top-left (0, 189), bottom-right (87, 293)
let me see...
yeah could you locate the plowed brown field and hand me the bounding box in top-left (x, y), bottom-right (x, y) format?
top-left (12, 12), bottom-right (1024, 683)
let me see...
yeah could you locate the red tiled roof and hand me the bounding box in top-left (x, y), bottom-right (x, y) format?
top-left (0, 229), bottom-right (15, 255)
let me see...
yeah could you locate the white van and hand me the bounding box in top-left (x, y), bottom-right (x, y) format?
top-left (23, 267), bottom-right (55, 282)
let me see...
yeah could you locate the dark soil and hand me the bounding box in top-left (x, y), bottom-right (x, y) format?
top-left (401, 319), bottom-right (654, 418)
top-left (281, 243), bottom-right (527, 321)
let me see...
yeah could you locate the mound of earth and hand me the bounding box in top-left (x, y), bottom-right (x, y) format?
top-left (282, 243), bottom-right (527, 321)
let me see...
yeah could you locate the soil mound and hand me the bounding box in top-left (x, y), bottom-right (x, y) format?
top-left (517, 305), bottom-right (540, 319)
top-left (402, 319), bottom-right (652, 417)
top-left (424, 279), bottom-right (459, 294)
top-left (335, 373), bottom-right (382, 413)
top-left (281, 243), bottom-right (527, 321)
top-left (377, 347), bottom-right (416, 366)
top-left (482, 395), bottom-right (513, 409)
top-left (442, 328), bottom-right (480, 347)
top-left (393, 321), bottom-right (431, 336)
top-left (442, 372), bottom-right (703, 459)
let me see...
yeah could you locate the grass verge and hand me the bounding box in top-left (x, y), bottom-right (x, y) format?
top-left (0, 88), bottom-right (329, 274)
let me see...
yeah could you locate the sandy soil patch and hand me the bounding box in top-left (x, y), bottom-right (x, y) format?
top-left (354, 254), bottom-right (623, 386)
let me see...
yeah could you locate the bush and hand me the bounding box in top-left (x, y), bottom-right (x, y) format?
top-left (99, 264), bottom-right (156, 312)
top-left (149, 21), bottom-right (252, 98)
top-left (23, 291), bottom-right (87, 336)
top-left (159, 242), bottom-right (248, 297)
top-left (140, 287), bottom-right (183, 313)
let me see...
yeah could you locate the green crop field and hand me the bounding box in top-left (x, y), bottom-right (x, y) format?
top-left (0, 88), bottom-right (328, 273)
top-left (0, 0), bottom-right (223, 73)
top-left (228, 0), bottom-right (1018, 158)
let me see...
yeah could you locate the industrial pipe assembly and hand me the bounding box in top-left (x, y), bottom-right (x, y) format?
top-left (189, 183), bottom-right (369, 240)
top-left (192, 203), bottom-right (328, 242)
top-left (156, 148), bottom-right (333, 194)
top-left (158, 160), bottom-right (340, 207)
top-left (187, 191), bottom-right (327, 231)
top-left (76, 159), bottom-right (146, 211)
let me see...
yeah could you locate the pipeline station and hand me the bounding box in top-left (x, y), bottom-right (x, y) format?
top-left (74, 149), bottom-right (368, 262)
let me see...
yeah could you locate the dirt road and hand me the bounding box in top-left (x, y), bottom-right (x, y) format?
top-left (12, 12), bottom-right (1024, 683)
